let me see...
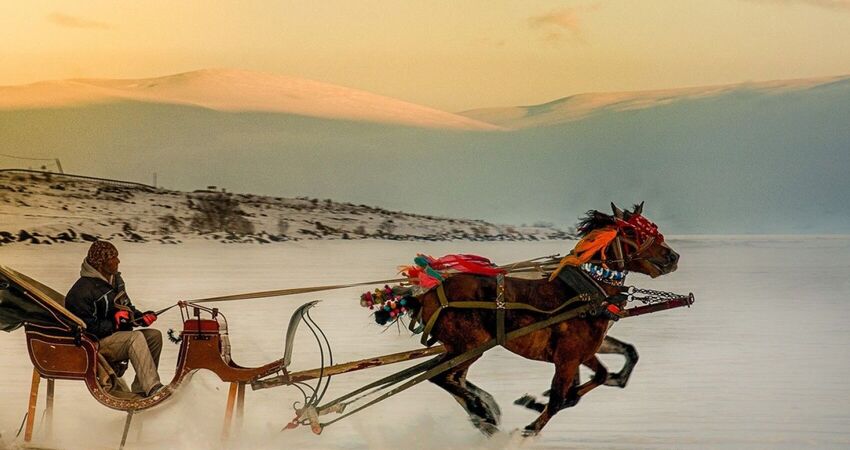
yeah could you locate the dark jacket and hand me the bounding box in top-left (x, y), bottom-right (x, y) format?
top-left (65, 263), bottom-right (145, 339)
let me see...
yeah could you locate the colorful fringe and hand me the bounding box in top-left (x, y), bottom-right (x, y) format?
top-left (401, 254), bottom-right (505, 289)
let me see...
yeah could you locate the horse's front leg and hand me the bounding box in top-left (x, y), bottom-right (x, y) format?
top-left (521, 358), bottom-right (580, 436)
top-left (513, 371), bottom-right (580, 413)
top-left (597, 335), bottom-right (639, 388)
top-left (567, 355), bottom-right (608, 406)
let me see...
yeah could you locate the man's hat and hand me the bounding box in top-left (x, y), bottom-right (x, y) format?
top-left (86, 240), bottom-right (118, 268)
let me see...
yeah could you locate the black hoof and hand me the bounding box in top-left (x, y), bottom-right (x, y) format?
top-left (514, 394), bottom-right (536, 407)
top-left (521, 427), bottom-right (539, 437)
top-left (471, 417), bottom-right (499, 437)
top-left (513, 394), bottom-right (546, 413)
top-left (604, 375), bottom-right (627, 388)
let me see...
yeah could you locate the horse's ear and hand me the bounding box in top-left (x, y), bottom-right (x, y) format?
top-left (634, 201), bottom-right (644, 215)
top-left (611, 203), bottom-right (625, 219)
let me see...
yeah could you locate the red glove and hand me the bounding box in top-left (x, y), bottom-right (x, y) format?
top-left (113, 310), bottom-right (131, 330)
top-left (141, 311), bottom-right (157, 326)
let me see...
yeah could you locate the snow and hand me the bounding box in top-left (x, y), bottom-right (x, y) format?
top-left (0, 171), bottom-right (567, 245)
top-left (459, 75), bottom-right (850, 129)
top-left (1, 236), bottom-right (849, 449)
top-left (0, 69), bottom-right (501, 131)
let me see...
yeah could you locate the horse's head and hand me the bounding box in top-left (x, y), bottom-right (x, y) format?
top-left (577, 202), bottom-right (678, 278)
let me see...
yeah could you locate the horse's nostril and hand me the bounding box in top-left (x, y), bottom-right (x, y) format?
top-left (669, 252), bottom-right (679, 264)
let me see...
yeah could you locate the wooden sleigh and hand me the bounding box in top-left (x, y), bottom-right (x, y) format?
top-left (0, 265), bottom-right (304, 447)
top-left (0, 265), bottom-right (444, 449)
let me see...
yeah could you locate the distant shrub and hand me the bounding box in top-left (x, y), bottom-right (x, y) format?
top-left (189, 194), bottom-right (255, 235)
top-left (378, 219), bottom-right (396, 234)
top-left (158, 214), bottom-right (184, 234)
top-left (277, 218), bottom-right (290, 235)
top-left (471, 224), bottom-right (491, 236)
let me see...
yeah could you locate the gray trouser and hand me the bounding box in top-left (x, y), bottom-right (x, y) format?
top-left (98, 329), bottom-right (163, 395)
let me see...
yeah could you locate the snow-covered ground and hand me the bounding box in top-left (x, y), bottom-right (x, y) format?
top-left (1, 237), bottom-right (849, 449)
top-left (0, 171), bottom-right (566, 245)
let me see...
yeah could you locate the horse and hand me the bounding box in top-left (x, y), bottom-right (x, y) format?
top-left (416, 202), bottom-right (679, 436)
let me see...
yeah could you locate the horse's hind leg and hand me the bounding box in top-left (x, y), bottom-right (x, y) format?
top-left (466, 380), bottom-right (501, 422)
top-left (598, 335), bottom-right (639, 388)
top-left (429, 358), bottom-right (501, 436)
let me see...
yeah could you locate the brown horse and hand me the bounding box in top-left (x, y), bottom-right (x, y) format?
top-left (417, 203), bottom-right (679, 436)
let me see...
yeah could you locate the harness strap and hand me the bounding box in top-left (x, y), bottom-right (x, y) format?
top-left (495, 274), bottom-right (506, 346)
top-left (611, 236), bottom-right (625, 271)
top-left (420, 285), bottom-right (450, 346)
top-left (419, 279), bottom-right (597, 346)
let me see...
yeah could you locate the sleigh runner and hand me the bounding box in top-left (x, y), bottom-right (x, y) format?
top-left (1, 202), bottom-right (694, 447)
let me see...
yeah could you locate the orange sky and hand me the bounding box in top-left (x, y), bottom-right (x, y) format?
top-left (1, 0), bottom-right (849, 111)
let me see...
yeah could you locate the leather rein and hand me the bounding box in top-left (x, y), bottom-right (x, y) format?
top-left (592, 233), bottom-right (657, 272)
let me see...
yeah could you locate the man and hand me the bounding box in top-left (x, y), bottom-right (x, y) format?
top-left (65, 240), bottom-right (165, 397)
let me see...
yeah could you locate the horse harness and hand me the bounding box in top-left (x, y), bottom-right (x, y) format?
top-left (313, 268), bottom-right (616, 430)
top-left (418, 267), bottom-right (615, 348)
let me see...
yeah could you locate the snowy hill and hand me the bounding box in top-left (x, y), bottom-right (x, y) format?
top-left (0, 171), bottom-right (568, 246)
top-left (459, 75), bottom-right (850, 129)
top-left (0, 69), bottom-right (499, 130)
top-left (1, 71), bottom-right (848, 234)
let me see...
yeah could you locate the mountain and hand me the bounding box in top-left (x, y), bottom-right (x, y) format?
top-left (458, 75), bottom-right (850, 129)
top-left (0, 69), bottom-right (499, 130)
top-left (1, 70), bottom-right (848, 234)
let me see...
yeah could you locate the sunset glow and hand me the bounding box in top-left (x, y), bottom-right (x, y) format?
top-left (1, 0), bottom-right (849, 111)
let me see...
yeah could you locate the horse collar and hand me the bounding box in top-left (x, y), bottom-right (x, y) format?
top-left (580, 263), bottom-right (628, 287)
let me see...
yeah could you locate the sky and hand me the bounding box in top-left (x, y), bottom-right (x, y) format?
top-left (1, 0), bottom-right (849, 111)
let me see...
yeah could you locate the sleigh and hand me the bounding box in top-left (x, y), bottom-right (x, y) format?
top-left (1, 265), bottom-right (443, 448)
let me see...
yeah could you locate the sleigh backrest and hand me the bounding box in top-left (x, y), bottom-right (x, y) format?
top-left (0, 265), bottom-right (85, 331)
top-left (1, 265), bottom-right (95, 380)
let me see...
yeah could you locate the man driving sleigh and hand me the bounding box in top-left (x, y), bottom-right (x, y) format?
top-left (65, 240), bottom-right (165, 397)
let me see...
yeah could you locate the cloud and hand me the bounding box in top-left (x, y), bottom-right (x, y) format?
top-left (745, 0), bottom-right (850, 11)
top-left (47, 12), bottom-right (113, 30)
top-left (528, 8), bottom-right (583, 34)
top-left (527, 5), bottom-right (599, 44)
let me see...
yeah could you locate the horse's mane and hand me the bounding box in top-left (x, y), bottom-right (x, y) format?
top-left (577, 204), bottom-right (645, 237)
top-left (576, 210), bottom-right (616, 237)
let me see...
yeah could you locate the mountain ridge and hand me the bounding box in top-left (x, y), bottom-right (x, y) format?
top-left (459, 74), bottom-right (850, 129)
top-left (0, 68), bottom-right (500, 131)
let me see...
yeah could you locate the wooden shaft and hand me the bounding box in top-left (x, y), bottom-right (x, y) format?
top-left (222, 382), bottom-right (238, 440)
top-left (119, 411), bottom-right (134, 450)
top-left (252, 346), bottom-right (445, 390)
top-left (235, 382), bottom-right (246, 430)
top-left (24, 368), bottom-right (40, 442)
top-left (45, 378), bottom-right (55, 438)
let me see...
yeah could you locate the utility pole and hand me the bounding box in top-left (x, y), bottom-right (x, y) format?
top-left (54, 158), bottom-right (64, 174)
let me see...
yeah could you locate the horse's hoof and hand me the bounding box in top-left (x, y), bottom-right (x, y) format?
top-left (513, 394), bottom-right (536, 407)
top-left (473, 420), bottom-right (500, 437)
top-left (604, 376), bottom-right (627, 388)
top-left (521, 427), bottom-right (540, 438)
